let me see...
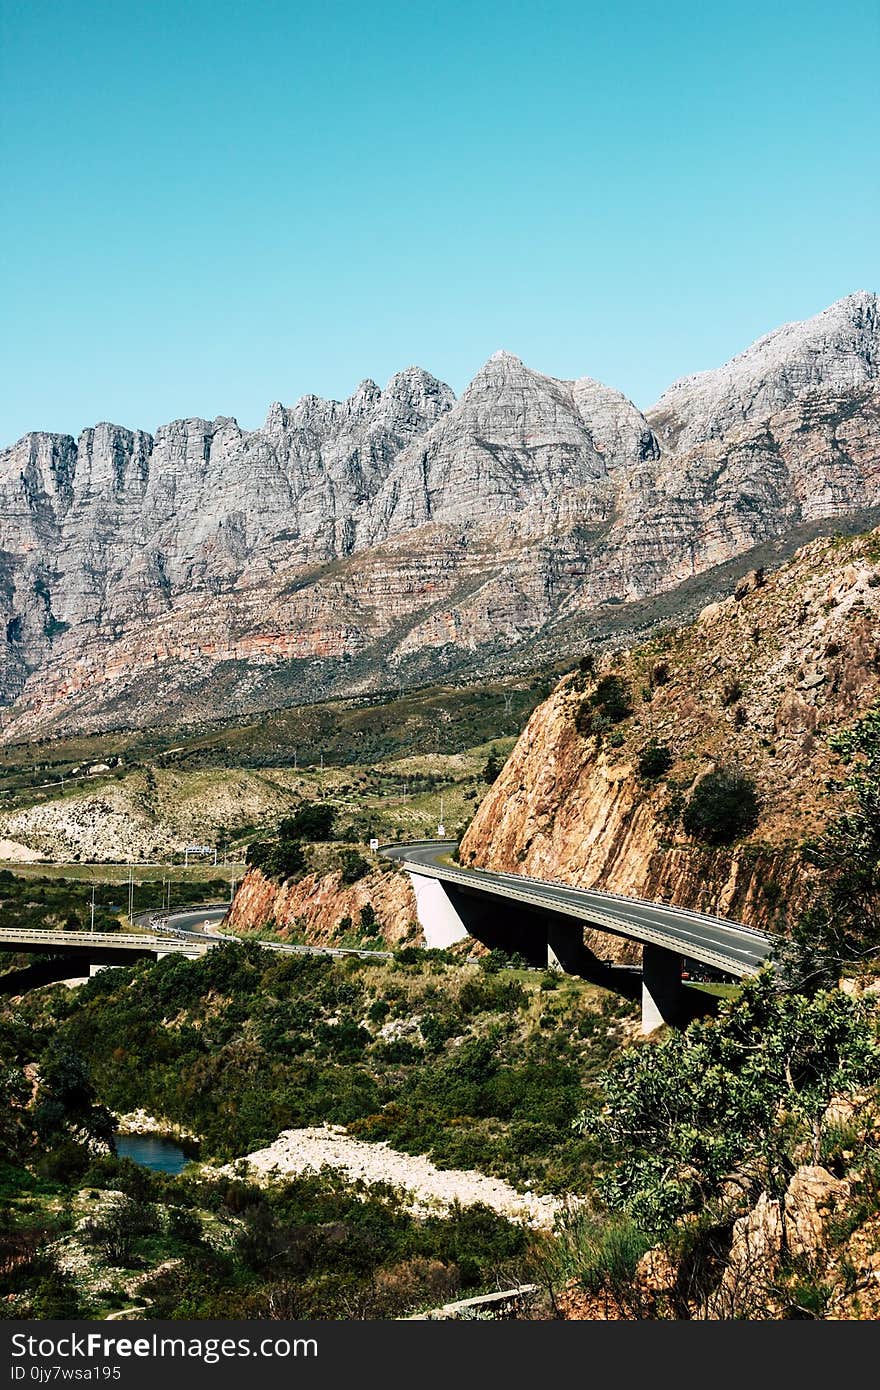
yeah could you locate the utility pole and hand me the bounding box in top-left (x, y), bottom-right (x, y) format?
top-left (128, 865), bottom-right (133, 923)
top-left (90, 886), bottom-right (96, 933)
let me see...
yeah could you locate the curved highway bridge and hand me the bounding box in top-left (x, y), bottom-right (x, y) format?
top-left (382, 840), bottom-right (775, 1031)
top-left (0, 926), bottom-right (211, 976)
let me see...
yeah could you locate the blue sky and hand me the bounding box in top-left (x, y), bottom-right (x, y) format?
top-left (1, 0), bottom-right (877, 443)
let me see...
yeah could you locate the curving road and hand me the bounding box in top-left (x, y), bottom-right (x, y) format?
top-left (381, 840), bottom-right (775, 978)
top-left (153, 907), bottom-right (393, 963)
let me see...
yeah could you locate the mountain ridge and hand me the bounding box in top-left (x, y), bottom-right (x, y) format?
top-left (1, 292), bottom-right (877, 740)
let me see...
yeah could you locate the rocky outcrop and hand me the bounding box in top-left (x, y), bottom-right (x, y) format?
top-left (226, 864), bottom-right (419, 946)
top-left (1, 293), bottom-right (879, 738)
top-left (459, 529), bottom-right (880, 938)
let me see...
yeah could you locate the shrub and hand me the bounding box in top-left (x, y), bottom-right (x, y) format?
top-left (482, 753), bottom-right (503, 784)
top-left (638, 743), bottom-right (674, 780)
top-left (682, 768), bottom-right (760, 844)
top-left (591, 675), bottom-right (633, 724)
top-left (575, 975), bottom-right (880, 1233)
top-left (651, 661), bottom-right (670, 687)
top-left (339, 850), bottom-right (369, 885)
top-left (359, 904), bottom-right (380, 936)
top-left (246, 838), bottom-right (306, 882)
top-left (82, 1196), bottom-right (160, 1265)
top-left (575, 674), bottom-right (633, 736)
top-left (278, 802), bottom-right (336, 842)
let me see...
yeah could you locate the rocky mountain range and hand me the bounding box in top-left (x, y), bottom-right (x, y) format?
top-left (1, 290), bottom-right (878, 740)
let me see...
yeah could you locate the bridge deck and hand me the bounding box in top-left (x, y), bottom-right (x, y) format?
top-left (382, 840), bottom-right (775, 978)
top-left (0, 927), bottom-right (208, 956)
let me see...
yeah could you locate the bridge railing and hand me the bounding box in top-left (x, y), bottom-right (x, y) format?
top-left (379, 841), bottom-right (772, 943)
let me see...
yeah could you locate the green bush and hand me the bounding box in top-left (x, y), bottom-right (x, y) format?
top-left (279, 802), bottom-right (336, 841)
top-left (638, 743), bottom-right (674, 779)
top-left (482, 753), bottom-right (503, 784)
top-left (575, 674), bottom-right (633, 737)
top-left (246, 838), bottom-right (306, 882)
top-left (681, 768), bottom-right (760, 844)
top-left (575, 975), bottom-right (879, 1233)
top-left (339, 850), bottom-right (369, 885)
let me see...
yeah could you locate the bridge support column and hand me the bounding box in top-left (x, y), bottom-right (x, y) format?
top-left (641, 944), bottom-right (684, 1033)
top-left (406, 873), bottom-right (547, 964)
top-left (547, 922), bottom-right (591, 974)
top-left (407, 874), bottom-right (473, 949)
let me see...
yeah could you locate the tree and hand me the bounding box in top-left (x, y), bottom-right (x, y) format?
top-left (246, 838), bottom-right (306, 882)
top-left (482, 752), bottom-right (503, 784)
top-left (574, 975), bottom-right (879, 1234)
top-left (575, 674), bottom-right (633, 737)
top-left (82, 1195), bottom-right (159, 1266)
top-left (774, 707), bottom-right (880, 987)
top-left (358, 904), bottom-right (380, 936)
top-left (638, 743), bottom-right (673, 780)
top-left (33, 1042), bottom-right (115, 1152)
top-left (681, 768), bottom-right (760, 845)
top-left (279, 803), bottom-right (336, 842)
top-left (339, 849), bottom-right (369, 884)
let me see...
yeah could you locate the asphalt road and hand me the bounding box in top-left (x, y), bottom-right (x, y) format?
top-left (381, 840), bottom-right (775, 977)
top-left (155, 907), bottom-right (392, 963)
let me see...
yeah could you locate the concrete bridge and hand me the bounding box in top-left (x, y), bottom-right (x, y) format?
top-left (381, 841), bottom-right (775, 1031)
top-left (0, 925), bottom-right (213, 974)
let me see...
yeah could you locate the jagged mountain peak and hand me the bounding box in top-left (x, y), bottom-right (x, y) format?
top-left (649, 290), bottom-right (879, 450)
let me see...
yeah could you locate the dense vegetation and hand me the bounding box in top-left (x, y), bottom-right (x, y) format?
top-left (244, 802), bottom-right (371, 884)
top-left (0, 942), bottom-right (636, 1318)
top-left (776, 706), bottom-right (880, 988)
top-left (11, 946), bottom-right (629, 1187)
top-left (679, 767), bottom-right (761, 845)
top-left (577, 976), bottom-right (879, 1232)
top-left (0, 1155), bottom-right (529, 1320)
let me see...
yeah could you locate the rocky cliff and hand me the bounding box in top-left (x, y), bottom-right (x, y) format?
top-left (226, 864), bottom-right (419, 947)
top-left (2, 292), bottom-right (878, 739)
top-left (460, 528), bottom-right (880, 942)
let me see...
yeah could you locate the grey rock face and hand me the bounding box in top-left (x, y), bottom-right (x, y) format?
top-left (1, 293), bottom-right (878, 737)
top-left (359, 351), bottom-right (652, 542)
top-left (648, 291), bottom-right (879, 451)
top-left (0, 369), bottom-right (455, 703)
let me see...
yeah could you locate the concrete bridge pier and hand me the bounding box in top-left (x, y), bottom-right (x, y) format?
top-left (546, 922), bottom-right (595, 975)
top-left (407, 873), bottom-right (547, 965)
top-left (641, 943), bottom-right (685, 1033)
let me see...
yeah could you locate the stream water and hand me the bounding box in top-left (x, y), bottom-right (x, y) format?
top-left (114, 1133), bottom-right (192, 1174)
